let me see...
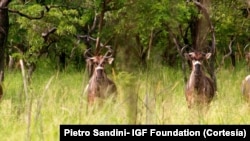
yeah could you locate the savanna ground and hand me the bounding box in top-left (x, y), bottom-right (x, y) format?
top-left (0, 59), bottom-right (250, 141)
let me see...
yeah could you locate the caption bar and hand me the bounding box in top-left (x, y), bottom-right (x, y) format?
top-left (60, 125), bottom-right (250, 140)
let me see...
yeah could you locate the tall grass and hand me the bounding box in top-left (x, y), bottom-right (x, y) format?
top-left (0, 62), bottom-right (250, 140)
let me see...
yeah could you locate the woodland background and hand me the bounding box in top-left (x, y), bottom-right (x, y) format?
top-left (0, 0), bottom-right (249, 80)
top-left (1, 0), bottom-right (250, 141)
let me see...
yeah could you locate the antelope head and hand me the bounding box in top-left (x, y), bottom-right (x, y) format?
top-left (84, 48), bottom-right (114, 79)
top-left (184, 52), bottom-right (211, 75)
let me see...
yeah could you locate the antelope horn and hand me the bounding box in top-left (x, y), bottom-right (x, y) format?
top-left (84, 48), bottom-right (93, 58)
top-left (244, 43), bottom-right (250, 52)
top-left (181, 45), bottom-right (188, 55)
top-left (104, 47), bottom-right (113, 58)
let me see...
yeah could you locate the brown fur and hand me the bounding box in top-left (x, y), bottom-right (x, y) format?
top-left (242, 75), bottom-right (250, 102)
top-left (184, 52), bottom-right (215, 109)
top-left (86, 55), bottom-right (117, 105)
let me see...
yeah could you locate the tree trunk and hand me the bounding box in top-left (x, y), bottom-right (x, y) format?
top-left (0, 0), bottom-right (11, 82)
top-left (190, 0), bottom-right (210, 50)
top-left (193, 0), bottom-right (217, 91)
top-left (95, 0), bottom-right (106, 54)
top-left (59, 52), bottom-right (66, 71)
top-left (0, 0), bottom-right (10, 100)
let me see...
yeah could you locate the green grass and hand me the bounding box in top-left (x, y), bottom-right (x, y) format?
top-left (1, 64), bottom-right (250, 140)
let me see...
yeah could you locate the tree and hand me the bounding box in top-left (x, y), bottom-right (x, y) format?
top-left (0, 0), bottom-right (11, 82)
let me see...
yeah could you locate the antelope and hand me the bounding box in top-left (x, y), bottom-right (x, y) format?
top-left (242, 44), bottom-right (250, 101)
top-left (242, 75), bottom-right (250, 102)
top-left (84, 48), bottom-right (117, 105)
top-left (184, 51), bottom-right (215, 109)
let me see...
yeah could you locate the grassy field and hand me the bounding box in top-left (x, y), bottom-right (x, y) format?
top-left (0, 62), bottom-right (250, 140)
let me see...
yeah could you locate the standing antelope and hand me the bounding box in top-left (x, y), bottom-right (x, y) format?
top-left (84, 48), bottom-right (117, 105)
top-left (184, 51), bottom-right (215, 109)
top-left (242, 44), bottom-right (250, 101)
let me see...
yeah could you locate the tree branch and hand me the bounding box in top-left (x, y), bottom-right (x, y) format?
top-left (221, 36), bottom-right (236, 66)
top-left (7, 8), bottom-right (44, 20)
top-left (42, 27), bottom-right (57, 41)
top-left (165, 24), bottom-right (189, 83)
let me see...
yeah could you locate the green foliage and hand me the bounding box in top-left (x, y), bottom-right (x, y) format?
top-left (212, 0), bottom-right (250, 54)
top-left (6, 0), bottom-right (250, 70)
top-left (8, 1), bottom-right (91, 69)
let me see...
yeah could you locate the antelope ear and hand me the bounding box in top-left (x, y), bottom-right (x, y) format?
top-left (86, 57), bottom-right (94, 62)
top-left (184, 52), bottom-right (194, 60)
top-left (107, 58), bottom-right (114, 64)
top-left (206, 53), bottom-right (212, 59)
top-left (86, 57), bottom-right (96, 64)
